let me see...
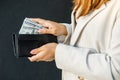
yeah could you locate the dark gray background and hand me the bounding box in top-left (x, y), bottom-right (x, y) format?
top-left (0, 0), bottom-right (72, 80)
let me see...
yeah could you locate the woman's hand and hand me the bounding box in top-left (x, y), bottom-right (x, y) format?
top-left (28, 43), bottom-right (57, 62)
top-left (31, 18), bottom-right (67, 36)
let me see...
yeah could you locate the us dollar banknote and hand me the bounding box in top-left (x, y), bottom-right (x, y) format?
top-left (19, 18), bottom-right (44, 34)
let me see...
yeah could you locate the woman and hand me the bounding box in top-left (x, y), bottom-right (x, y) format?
top-left (28, 0), bottom-right (120, 80)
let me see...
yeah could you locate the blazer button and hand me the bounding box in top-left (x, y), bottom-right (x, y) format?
top-left (78, 76), bottom-right (84, 80)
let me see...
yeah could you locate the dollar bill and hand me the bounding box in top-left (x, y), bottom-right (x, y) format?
top-left (19, 18), bottom-right (44, 34)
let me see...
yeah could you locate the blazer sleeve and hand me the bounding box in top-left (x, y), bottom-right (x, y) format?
top-left (57, 23), bottom-right (72, 44)
top-left (55, 11), bottom-right (120, 80)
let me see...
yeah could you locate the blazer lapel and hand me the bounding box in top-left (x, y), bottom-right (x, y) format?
top-left (70, 4), bottom-right (106, 46)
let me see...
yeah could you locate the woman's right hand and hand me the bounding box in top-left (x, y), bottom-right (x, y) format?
top-left (31, 18), bottom-right (67, 36)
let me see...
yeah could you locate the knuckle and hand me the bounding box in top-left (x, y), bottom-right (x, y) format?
top-left (52, 29), bottom-right (57, 34)
top-left (43, 29), bottom-right (47, 33)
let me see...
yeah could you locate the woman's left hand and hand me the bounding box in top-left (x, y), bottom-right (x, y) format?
top-left (28, 43), bottom-right (57, 62)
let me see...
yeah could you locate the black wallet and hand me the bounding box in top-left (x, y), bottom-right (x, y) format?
top-left (12, 34), bottom-right (57, 58)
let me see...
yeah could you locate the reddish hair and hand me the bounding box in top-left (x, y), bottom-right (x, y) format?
top-left (73, 0), bottom-right (108, 18)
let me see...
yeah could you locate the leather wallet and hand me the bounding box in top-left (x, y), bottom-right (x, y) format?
top-left (12, 34), bottom-right (57, 58)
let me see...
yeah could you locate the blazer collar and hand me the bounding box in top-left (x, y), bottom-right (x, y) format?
top-left (70, 4), bottom-right (106, 46)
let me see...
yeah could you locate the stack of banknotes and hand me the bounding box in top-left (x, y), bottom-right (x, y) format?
top-left (19, 18), bottom-right (43, 34)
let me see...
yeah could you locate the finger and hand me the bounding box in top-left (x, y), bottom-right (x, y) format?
top-left (28, 52), bottom-right (44, 62)
top-left (38, 28), bottom-right (52, 34)
top-left (28, 55), bottom-right (38, 62)
top-left (30, 48), bottom-right (41, 55)
top-left (31, 18), bottom-right (51, 29)
top-left (31, 18), bottom-right (48, 27)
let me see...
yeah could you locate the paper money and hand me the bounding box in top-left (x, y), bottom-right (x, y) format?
top-left (19, 18), bottom-right (44, 34)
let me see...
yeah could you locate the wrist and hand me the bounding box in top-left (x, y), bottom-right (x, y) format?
top-left (60, 24), bottom-right (67, 36)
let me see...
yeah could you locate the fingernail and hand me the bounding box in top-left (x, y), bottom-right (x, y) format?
top-left (38, 29), bottom-right (42, 33)
top-left (30, 50), bottom-right (35, 54)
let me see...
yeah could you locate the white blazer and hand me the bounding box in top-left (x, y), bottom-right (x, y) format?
top-left (55, 0), bottom-right (120, 80)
